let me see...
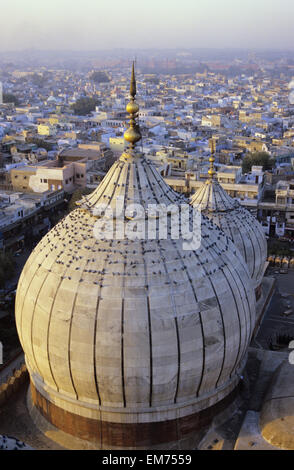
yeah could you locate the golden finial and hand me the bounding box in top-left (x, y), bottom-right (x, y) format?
top-left (124, 61), bottom-right (141, 152)
top-left (130, 61), bottom-right (136, 98)
top-left (208, 138), bottom-right (216, 180)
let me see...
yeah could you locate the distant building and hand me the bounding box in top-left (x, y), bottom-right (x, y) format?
top-left (37, 124), bottom-right (57, 137)
top-left (10, 161), bottom-right (84, 193)
top-left (201, 115), bottom-right (222, 127)
top-left (0, 189), bottom-right (65, 251)
top-left (9, 145), bottom-right (114, 194)
top-left (108, 136), bottom-right (126, 154)
top-left (259, 179), bottom-right (294, 238)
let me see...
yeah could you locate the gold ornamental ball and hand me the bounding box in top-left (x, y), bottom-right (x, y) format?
top-left (124, 126), bottom-right (141, 144)
top-left (126, 101), bottom-right (139, 114)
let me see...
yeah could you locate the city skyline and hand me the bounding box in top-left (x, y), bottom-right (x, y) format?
top-left (1, 30), bottom-right (294, 450)
top-left (0, 0), bottom-right (294, 52)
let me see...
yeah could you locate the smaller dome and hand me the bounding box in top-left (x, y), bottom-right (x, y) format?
top-left (190, 179), bottom-right (267, 289)
top-left (191, 178), bottom-right (239, 213)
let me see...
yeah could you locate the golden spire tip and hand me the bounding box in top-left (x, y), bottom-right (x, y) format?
top-left (130, 61), bottom-right (136, 98)
top-left (208, 138), bottom-right (216, 180)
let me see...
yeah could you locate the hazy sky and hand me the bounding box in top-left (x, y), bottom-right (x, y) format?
top-left (1, 0), bottom-right (294, 51)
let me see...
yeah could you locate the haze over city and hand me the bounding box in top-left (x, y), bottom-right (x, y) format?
top-left (1, 0), bottom-right (294, 52)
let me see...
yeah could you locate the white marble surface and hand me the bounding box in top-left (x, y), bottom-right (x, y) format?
top-left (15, 151), bottom-right (255, 423)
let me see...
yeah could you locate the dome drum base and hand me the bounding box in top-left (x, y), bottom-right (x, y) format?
top-left (30, 381), bottom-right (240, 450)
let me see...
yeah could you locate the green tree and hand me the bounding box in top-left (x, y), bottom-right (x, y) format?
top-left (71, 97), bottom-right (99, 116)
top-left (89, 71), bottom-right (110, 83)
top-left (3, 93), bottom-right (20, 105)
top-left (31, 73), bottom-right (47, 87)
top-left (26, 137), bottom-right (53, 151)
top-left (242, 152), bottom-right (275, 174)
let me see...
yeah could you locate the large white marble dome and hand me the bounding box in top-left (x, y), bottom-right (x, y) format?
top-left (14, 67), bottom-right (256, 449)
top-left (15, 152), bottom-right (255, 444)
top-left (190, 178), bottom-right (267, 293)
